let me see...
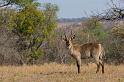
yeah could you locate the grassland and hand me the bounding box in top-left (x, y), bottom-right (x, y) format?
top-left (0, 63), bottom-right (123, 82)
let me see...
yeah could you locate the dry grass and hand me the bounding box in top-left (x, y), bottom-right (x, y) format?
top-left (0, 63), bottom-right (124, 82)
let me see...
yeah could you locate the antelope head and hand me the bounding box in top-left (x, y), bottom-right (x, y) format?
top-left (63, 32), bottom-right (75, 49)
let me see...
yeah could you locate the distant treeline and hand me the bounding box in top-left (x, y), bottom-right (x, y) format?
top-left (57, 17), bottom-right (87, 23)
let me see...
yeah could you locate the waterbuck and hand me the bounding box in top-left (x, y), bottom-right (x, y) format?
top-left (63, 33), bottom-right (105, 74)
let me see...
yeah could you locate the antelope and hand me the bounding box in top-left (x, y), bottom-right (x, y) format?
top-left (63, 33), bottom-right (105, 74)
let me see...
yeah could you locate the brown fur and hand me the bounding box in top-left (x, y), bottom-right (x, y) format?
top-left (64, 37), bottom-right (105, 74)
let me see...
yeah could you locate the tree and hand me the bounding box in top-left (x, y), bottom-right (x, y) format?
top-left (97, 0), bottom-right (124, 64)
top-left (82, 17), bottom-right (107, 43)
top-left (109, 26), bottom-right (124, 64)
top-left (11, 2), bottom-right (58, 64)
top-left (0, 0), bottom-right (58, 64)
top-left (0, 0), bottom-right (35, 7)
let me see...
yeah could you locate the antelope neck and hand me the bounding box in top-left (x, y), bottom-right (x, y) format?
top-left (69, 43), bottom-right (74, 53)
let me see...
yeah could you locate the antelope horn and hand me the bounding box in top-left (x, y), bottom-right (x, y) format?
top-left (71, 30), bottom-right (75, 39)
top-left (64, 33), bottom-right (68, 40)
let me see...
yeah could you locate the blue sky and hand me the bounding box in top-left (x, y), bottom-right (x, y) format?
top-left (39, 0), bottom-right (122, 18)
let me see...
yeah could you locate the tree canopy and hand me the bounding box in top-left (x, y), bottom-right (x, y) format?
top-left (0, 0), bottom-right (58, 64)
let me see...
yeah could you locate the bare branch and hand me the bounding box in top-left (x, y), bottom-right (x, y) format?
top-left (0, 1), bottom-right (11, 7)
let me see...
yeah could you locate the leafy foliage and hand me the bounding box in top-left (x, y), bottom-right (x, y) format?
top-left (13, 3), bottom-right (58, 63)
top-left (0, 0), bottom-right (58, 64)
top-left (108, 26), bottom-right (124, 64)
top-left (82, 18), bottom-right (108, 42)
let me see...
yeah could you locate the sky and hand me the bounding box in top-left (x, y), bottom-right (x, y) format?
top-left (39, 0), bottom-right (122, 18)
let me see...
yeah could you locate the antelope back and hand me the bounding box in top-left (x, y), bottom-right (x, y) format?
top-left (80, 43), bottom-right (103, 58)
